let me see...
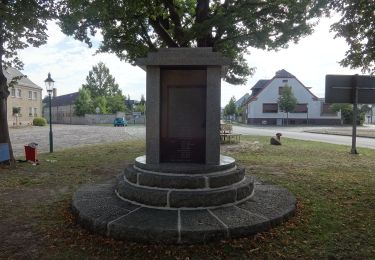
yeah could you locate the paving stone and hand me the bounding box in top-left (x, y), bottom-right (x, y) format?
top-left (72, 196), bottom-right (139, 235)
top-left (117, 179), bottom-right (168, 207)
top-left (180, 209), bottom-right (227, 243)
top-left (109, 207), bottom-right (179, 243)
top-left (169, 188), bottom-right (236, 208)
top-left (138, 172), bottom-right (206, 189)
top-left (73, 183), bottom-right (115, 200)
top-left (237, 185), bottom-right (296, 226)
top-left (124, 165), bottom-right (138, 184)
top-left (236, 178), bottom-right (254, 201)
top-left (208, 167), bottom-right (245, 188)
top-left (210, 206), bottom-right (271, 238)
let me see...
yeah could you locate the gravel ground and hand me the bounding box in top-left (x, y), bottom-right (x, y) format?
top-left (9, 124), bottom-right (146, 157)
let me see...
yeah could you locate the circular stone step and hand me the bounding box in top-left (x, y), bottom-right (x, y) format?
top-left (124, 164), bottom-right (246, 189)
top-left (116, 175), bottom-right (254, 208)
top-left (134, 155), bottom-right (236, 174)
top-left (72, 178), bottom-right (296, 244)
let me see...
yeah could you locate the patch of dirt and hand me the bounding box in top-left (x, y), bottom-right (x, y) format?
top-left (221, 141), bottom-right (263, 154)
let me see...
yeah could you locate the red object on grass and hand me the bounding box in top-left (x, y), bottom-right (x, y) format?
top-left (24, 145), bottom-right (37, 162)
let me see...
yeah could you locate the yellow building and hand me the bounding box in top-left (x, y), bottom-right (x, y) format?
top-left (5, 68), bottom-right (43, 126)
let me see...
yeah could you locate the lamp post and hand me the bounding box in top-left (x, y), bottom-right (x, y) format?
top-left (44, 73), bottom-right (55, 153)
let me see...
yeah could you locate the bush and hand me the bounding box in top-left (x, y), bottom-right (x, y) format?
top-left (33, 117), bottom-right (47, 126)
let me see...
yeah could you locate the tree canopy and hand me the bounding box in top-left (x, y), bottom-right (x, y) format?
top-left (224, 96), bottom-right (237, 117)
top-left (278, 85), bottom-right (297, 124)
top-left (58, 0), bottom-right (329, 85)
top-left (330, 1), bottom-right (375, 73)
top-left (74, 88), bottom-right (94, 116)
top-left (82, 62), bottom-right (122, 99)
top-left (0, 0), bottom-right (53, 162)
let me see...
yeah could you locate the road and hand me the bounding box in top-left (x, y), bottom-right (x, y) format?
top-left (9, 124), bottom-right (145, 156)
top-left (8, 124), bottom-right (375, 157)
top-left (233, 125), bottom-right (375, 150)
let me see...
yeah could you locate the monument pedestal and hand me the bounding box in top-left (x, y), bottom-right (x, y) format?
top-left (72, 156), bottom-right (296, 244)
top-left (72, 48), bottom-right (296, 243)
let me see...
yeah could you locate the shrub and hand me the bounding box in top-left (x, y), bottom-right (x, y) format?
top-left (33, 117), bottom-right (47, 126)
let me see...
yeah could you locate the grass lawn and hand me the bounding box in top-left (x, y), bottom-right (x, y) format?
top-left (1, 136), bottom-right (375, 259)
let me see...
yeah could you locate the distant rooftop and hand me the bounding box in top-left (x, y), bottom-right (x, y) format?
top-left (251, 79), bottom-right (271, 90)
top-left (3, 67), bottom-right (42, 90)
top-left (274, 69), bottom-right (295, 78)
top-left (49, 92), bottom-right (79, 107)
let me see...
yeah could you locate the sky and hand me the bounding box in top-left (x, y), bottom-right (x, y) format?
top-left (18, 16), bottom-right (362, 107)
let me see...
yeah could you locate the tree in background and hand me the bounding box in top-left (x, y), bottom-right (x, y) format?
top-left (82, 62), bottom-right (122, 98)
top-left (330, 1), bottom-right (375, 73)
top-left (93, 96), bottom-right (107, 114)
top-left (331, 103), bottom-right (367, 125)
top-left (140, 94), bottom-right (146, 106)
top-left (81, 62), bottom-right (126, 113)
top-left (224, 96), bottom-right (237, 120)
top-left (278, 85), bottom-right (297, 126)
top-left (74, 88), bottom-right (94, 116)
top-left (58, 0), bottom-right (329, 85)
top-left (106, 95), bottom-right (126, 114)
top-left (0, 0), bottom-right (53, 162)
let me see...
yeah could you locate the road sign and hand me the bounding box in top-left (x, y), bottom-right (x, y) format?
top-left (325, 74), bottom-right (375, 154)
top-left (325, 74), bottom-right (375, 104)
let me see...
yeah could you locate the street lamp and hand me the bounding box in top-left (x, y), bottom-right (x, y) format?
top-left (44, 73), bottom-right (55, 153)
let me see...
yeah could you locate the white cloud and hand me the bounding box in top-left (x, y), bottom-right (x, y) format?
top-left (222, 16), bottom-right (362, 105)
top-left (18, 18), bottom-right (361, 105)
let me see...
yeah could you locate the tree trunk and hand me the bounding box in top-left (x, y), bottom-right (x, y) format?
top-left (286, 112), bottom-right (289, 126)
top-left (0, 69), bottom-right (14, 164)
top-left (195, 0), bottom-right (212, 47)
top-left (0, 10), bottom-right (15, 165)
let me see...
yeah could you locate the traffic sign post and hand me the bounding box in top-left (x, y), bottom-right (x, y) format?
top-left (325, 74), bottom-right (375, 154)
top-left (351, 75), bottom-right (359, 154)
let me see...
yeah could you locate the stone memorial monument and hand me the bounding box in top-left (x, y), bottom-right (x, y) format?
top-left (72, 48), bottom-right (296, 244)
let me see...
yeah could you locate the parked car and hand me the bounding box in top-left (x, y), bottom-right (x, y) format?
top-left (113, 117), bottom-right (127, 127)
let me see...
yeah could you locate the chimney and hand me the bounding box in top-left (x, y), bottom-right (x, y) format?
top-left (52, 88), bottom-right (57, 98)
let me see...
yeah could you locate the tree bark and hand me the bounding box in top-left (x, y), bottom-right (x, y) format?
top-left (195, 0), bottom-right (212, 47)
top-left (0, 5), bottom-right (15, 164)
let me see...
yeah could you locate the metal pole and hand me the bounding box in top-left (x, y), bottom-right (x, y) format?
top-left (351, 75), bottom-right (359, 155)
top-left (49, 93), bottom-right (53, 153)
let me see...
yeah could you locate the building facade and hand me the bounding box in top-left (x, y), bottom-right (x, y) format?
top-left (243, 70), bottom-right (341, 125)
top-left (43, 92), bottom-right (79, 124)
top-left (5, 68), bottom-right (43, 126)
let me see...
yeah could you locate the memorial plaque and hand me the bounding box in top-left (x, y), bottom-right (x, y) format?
top-left (325, 74), bottom-right (375, 104)
top-left (160, 69), bottom-right (206, 163)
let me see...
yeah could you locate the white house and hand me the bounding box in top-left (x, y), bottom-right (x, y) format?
top-left (243, 69), bottom-right (341, 125)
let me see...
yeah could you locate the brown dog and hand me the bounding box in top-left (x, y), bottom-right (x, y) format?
top-left (270, 133), bottom-right (282, 145)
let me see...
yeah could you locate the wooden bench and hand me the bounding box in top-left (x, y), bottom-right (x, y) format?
top-left (220, 124), bottom-right (241, 143)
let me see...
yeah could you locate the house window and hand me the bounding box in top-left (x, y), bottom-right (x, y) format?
top-left (294, 103), bottom-right (308, 113)
top-left (33, 92), bottom-right (37, 100)
top-left (263, 103), bottom-right (278, 113)
top-left (28, 91), bottom-right (32, 99)
top-left (16, 89), bottom-right (21, 98)
top-left (29, 107), bottom-right (33, 117)
top-left (34, 108), bottom-right (38, 117)
top-left (321, 103), bottom-right (336, 115)
top-left (11, 88), bottom-right (15, 97)
top-left (282, 79), bottom-right (288, 83)
top-left (278, 86), bottom-right (284, 95)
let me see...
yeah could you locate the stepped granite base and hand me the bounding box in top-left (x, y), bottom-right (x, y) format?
top-left (72, 156), bottom-right (296, 244)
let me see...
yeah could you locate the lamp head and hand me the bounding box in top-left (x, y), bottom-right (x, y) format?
top-left (44, 73), bottom-right (55, 93)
